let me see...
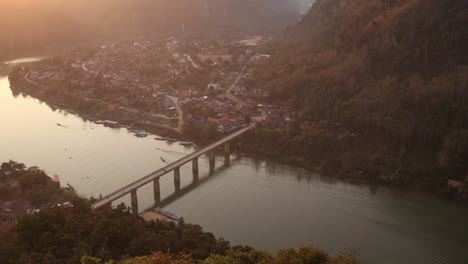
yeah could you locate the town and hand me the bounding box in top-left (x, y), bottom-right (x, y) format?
top-left (10, 36), bottom-right (292, 141)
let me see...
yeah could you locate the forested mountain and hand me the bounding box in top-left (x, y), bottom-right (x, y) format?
top-left (0, 0), bottom-right (309, 61)
top-left (250, 0), bottom-right (468, 187)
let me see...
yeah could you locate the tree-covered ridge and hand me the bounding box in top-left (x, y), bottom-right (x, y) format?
top-left (0, 201), bottom-right (229, 264)
top-left (81, 247), bottom-right (360, 264)
top-left (247, 0), bottom-right (468, 188)
top-left (0, 198), bottom-right (361, 264)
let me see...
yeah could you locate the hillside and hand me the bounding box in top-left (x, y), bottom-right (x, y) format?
top-left (0, 0), bottom-right (308, 61)
top-left (248, 0), bottom-right (468, 188)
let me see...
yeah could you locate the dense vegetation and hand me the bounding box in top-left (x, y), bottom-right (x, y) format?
top-left (0, 161), bottom-right (75, 207)
top-left (0, 0), bottom-right (308, 61)
top-left (0, 201), bottom-right (229, 264)
top-left (0, 200), bottom-right (360, 264)
top-left (245, 0), bottom-right (468, 189)
top-left (81, 247), bottom-right (360, 264)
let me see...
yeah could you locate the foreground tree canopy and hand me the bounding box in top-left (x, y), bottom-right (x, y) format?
top-left (0, 200), bottom-right (361, 264)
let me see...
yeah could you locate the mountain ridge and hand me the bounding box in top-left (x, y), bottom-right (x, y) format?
top-left (248, 0), bottom-right (468, 187)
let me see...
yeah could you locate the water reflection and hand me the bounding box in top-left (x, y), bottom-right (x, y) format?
top-left (148, 160), bottom-right (238, 211)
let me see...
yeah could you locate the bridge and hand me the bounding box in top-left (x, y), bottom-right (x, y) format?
top-left (92, 123), bottom-right (256, 213)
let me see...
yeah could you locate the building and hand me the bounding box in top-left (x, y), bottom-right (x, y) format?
top-left (448, 179), bottom-right (465, 191)
top-left (207, 117), bottom-right (220, 126)
top-left (217, 118), bottom-right (237, 132)
top-left (140, 211), bottom-right (167, 222)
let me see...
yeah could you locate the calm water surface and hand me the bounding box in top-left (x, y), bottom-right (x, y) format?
top-left (1, 58), bottom-right (468, 264)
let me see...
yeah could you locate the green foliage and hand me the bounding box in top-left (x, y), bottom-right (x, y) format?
top-left (0, 202), bottom-right (229, 264)
top-left (250, 0), bottom-right (468, 188)
top-left (81, 256), bottom-right (102, 264)
top-left (275, 246), bottom-right (328, 264)
top-left (202, 246), bottom-right (361, 264)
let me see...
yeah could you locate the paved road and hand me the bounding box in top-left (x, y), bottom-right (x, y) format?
top-left (225, 70), bottom-right (244, 103)
top-left (92, 123), bottom-right (256, 210)
top-left (167, 95), bottom-right (184, 132)
top-left (184, 54), bottom-right (199, 69)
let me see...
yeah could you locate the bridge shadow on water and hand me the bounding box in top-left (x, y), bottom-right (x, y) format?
top-left (143, 155), bottom-right (242, 212)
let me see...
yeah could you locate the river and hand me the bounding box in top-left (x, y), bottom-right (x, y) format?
top-left (1, 58), bottom-right (467, 264)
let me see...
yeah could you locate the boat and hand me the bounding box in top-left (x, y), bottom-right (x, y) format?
top-left (94, 120), bottom-right (104, 124)
top-left (135, 131), bottom-right (149, 138)
top-left (154, 137), bottom-right (166, 141)
top-left (179, 141), bottom-right (195, 147)
top-left (103, 120), bottom-right (119, 128)
top-left (160, 156), bottom-right (166, 163)
top-left (165, 138), bottom-right (177, 143)
top-left (154, 207), bottom-right (180, 221)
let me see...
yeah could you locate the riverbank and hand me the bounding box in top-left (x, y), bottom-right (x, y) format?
top-left (8, 66), bottom-right (182, 139)
top-left (233, 133), bottom-right (468, 205)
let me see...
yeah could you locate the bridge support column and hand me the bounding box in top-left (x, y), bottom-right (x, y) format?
top-left (224, 142), bottom-right (230, 165)
top-left (174, 167), bottom-right (181, 191)
top-left (153, 178), bottom-right (161, 204)
top-left (192, 158), bottom-right (199, 173)
top-left (193, 170), bottom-right (199, 182)
top-left (130, 190), bottom-right (138, 215)
top-left (208, 151), bottom-right (216, 171)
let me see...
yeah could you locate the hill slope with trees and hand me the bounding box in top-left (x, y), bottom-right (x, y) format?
top-left (247, 0), bottom-right (468, 189)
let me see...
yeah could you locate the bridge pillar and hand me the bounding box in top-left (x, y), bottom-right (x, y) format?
top-left (208, 151), bottom-right (216, 171)
top-left (192, 158), bottom-right (199, 173)
top-left (224, 142), bottom-right (230, 165)
top-left (174, 167), bottom-right (181, 191)
top-left (130, 190), bottom-right (138, 215)
top-left (153, 178), bottom-right (161, 204)
top-left (193, 170), bottom-right (199, 182)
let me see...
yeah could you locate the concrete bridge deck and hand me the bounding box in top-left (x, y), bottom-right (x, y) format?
top-left (92, 123), bottom-right (255, 210)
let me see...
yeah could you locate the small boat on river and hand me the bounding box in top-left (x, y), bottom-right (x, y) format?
top-left (154, 207), bottom-right (180, 221)
top-left (135, 131), bottom-right (149, 137)
top-left (179, 141), bottom-right (196, 147)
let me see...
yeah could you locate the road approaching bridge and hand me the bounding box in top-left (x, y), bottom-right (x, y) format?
top-left (92, 123), bottom-right (256, 212)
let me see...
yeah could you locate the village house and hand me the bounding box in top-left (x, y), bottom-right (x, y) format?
top-left (217, 117), bottom-right (238, 133)
top-left (447, 179), bottom-right (465, 192)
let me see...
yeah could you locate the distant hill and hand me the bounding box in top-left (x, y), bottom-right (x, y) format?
top-left (250, 0), bottom-right (468, 186)
top-left (0, 0), bottom-right (306, 61)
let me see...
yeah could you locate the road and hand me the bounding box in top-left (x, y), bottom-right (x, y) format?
top-left (167, 95), bottom-right (184, 132)
top-left (225, 70), bottom-right (244, 103)
top-left (184, 54), bottom-right (199, 69)
top-left (91, 122), bottom-right (256, 210)
top-left (224, 62), bottom-right (268, 122)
